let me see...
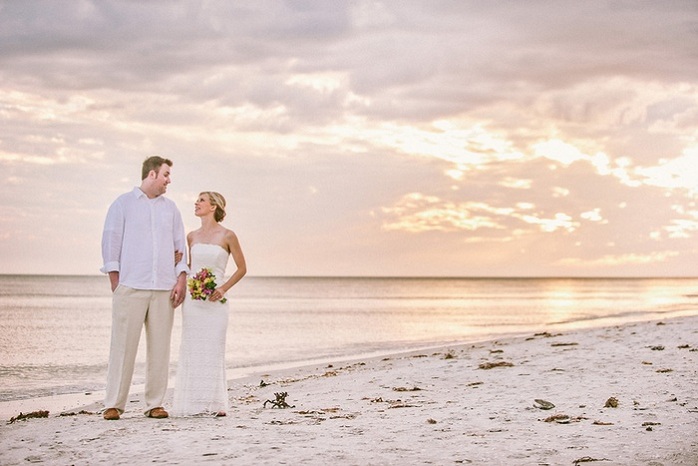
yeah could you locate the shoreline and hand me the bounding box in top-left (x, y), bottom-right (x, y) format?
top-left (2, 315), bottom-right (697, 465)
top-left (4, 308), bottom-right (694, 419)
top-left (0, 335), bottom-right (516, 420)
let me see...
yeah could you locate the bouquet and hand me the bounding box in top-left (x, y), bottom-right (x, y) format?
top-left (188, 267), bottom-right (227, 304)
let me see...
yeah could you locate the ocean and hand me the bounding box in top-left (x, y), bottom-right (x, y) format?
top-left (1, 275), bottom-right (697, 404)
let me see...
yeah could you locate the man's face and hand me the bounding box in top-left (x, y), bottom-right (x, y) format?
top-left (153, 164), bottom-right (172, 195)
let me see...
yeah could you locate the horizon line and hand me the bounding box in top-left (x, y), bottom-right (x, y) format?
top-left (2, 273), bottom-right (697, 280)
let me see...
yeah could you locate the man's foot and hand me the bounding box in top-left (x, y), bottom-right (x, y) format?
top-left (215, 411), bottom-right (227, 417)
top-left (146, 407), bottom-right (169, 419)
top-left (103, 408), bottom-right (120, 420)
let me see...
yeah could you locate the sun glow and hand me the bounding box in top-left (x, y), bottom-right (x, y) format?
top-left (556, 251), bottom-right (680, 268)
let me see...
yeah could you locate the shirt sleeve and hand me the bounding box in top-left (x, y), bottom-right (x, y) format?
top-left (100, 199), bottom-right (124, 274)
top-left (173, 206), bottom-right (190, 277)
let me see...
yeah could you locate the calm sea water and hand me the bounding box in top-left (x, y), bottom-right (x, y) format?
top-left (1, 275), bottom-right (697, 403)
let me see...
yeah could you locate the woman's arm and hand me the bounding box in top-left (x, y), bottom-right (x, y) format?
top-left (212, 229), bottom-right (247, 301)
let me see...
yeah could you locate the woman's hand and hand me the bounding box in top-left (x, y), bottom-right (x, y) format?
top-left (174, 249), bottom-right (183, 265)
top-left (210, 287), bottom-right (227, 303)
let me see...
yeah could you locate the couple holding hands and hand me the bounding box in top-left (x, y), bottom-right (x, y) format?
top-left (100, 156), bottom-right (246, 420)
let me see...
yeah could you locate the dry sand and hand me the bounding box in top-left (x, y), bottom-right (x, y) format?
top-left (2, 316), bottom-right (697, 465)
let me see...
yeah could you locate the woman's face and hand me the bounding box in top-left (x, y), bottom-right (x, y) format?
top-left (194, 194), bottom-right (214, 217)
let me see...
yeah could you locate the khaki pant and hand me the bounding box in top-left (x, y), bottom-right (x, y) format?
top-left (104, 286), bottom-right (174, 414)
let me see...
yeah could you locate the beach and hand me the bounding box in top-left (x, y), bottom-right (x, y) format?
top-left (2, 315), bottom-right (696, 465)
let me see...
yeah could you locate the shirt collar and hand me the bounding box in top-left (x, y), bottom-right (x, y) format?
top-left (132, 187), bottom-right (165, 201)
top-left (132, 187), bottom-right (146, 199)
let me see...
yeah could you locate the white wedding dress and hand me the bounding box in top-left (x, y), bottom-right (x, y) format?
top-left (172, 243), bottom-right (230, 416)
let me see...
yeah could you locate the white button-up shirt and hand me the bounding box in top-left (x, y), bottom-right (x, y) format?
top-left (101, 187), bottom-right (188, 290)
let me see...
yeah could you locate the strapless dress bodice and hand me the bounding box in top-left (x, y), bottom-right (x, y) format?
top-left (189, 243), bottom-right (229, 280)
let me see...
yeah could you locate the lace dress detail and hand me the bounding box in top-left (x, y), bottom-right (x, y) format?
top-left (172, 243), bottom-right (230, 416)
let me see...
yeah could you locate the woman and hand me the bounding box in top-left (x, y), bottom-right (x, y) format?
top-left (172, 191), bottom-right (246, 417)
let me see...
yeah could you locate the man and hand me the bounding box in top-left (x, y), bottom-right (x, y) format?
top-left (100, 156), bottom-right (188, 420)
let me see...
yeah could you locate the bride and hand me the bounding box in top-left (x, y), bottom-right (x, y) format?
top-left (172, 191), bottom-right (246, 417)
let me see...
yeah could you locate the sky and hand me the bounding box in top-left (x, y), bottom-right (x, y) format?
top-left (1, 0), bottom-right (697, 277)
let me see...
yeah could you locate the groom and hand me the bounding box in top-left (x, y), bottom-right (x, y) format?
top-left (100, 156), bottom-right (188, 420)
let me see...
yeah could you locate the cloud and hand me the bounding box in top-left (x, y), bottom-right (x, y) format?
top-left (636, 148), bottom-right (698, 194)
top-left (0, 0), bottom-right (696, 276)
top-left (380, 192), bottom-right (582, 235)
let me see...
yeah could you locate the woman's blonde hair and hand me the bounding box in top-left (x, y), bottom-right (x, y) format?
top-left (201, 191), bottom-right (227, 222)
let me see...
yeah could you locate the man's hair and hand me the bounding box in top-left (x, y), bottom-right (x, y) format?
top-left (141, 156), bottom-right (173, 180)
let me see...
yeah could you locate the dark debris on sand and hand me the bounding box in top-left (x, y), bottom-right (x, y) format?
top-left (478, 361), bottom-right (514, 370)
top-left (8, 410), bottom-right (49, 424)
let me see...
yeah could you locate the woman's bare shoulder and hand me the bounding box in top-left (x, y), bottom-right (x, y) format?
top-left (223, 228), bottom-right (241, 246)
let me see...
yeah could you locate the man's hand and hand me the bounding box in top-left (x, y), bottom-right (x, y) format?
top-left (108, 271), bottom-right (120, 293)
top-left (171, 273), bottom-right (187, 307)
